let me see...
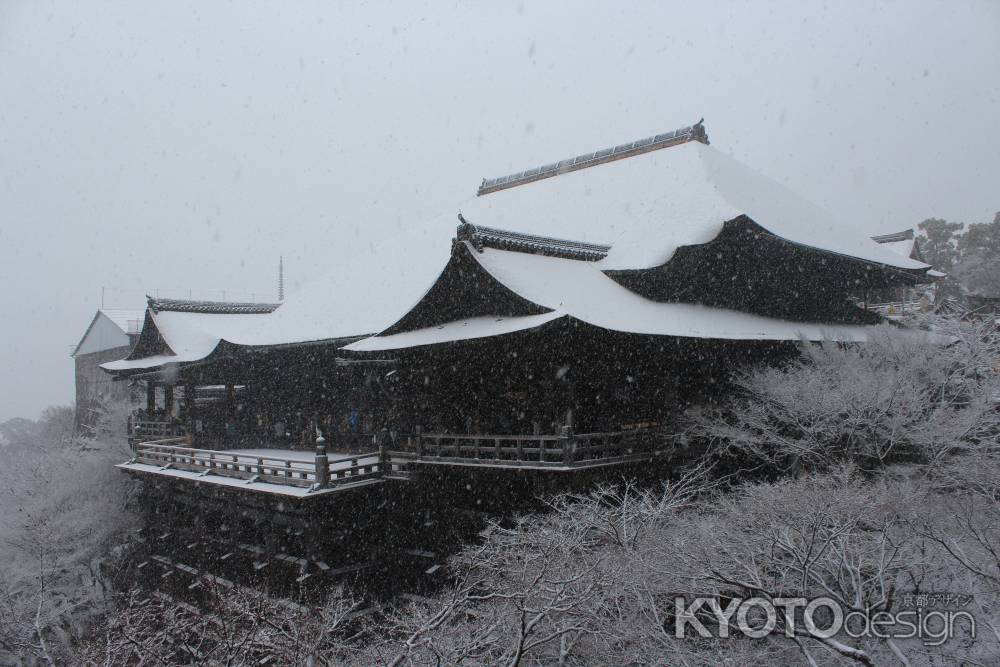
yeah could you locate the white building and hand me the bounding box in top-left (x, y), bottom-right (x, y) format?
top-left (72, 309), bottom-right (144, 430)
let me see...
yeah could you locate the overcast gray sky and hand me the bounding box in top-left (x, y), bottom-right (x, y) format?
top-left (1, 1), bottom-right (998, 421)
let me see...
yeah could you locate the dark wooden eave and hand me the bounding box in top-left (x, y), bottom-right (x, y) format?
top-left (380, 240), bottom-right (553, 337)
top-left (604, 215), bottom-right (931, 324)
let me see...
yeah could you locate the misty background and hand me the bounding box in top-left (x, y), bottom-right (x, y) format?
top-left (0, 0), bottom-right (997, 421)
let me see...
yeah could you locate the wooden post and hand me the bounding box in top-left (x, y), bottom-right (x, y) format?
top-left (377, 427), bottom-right (388, 475)
top-left (164, 385), bottom-right (174, 418)
top-left (561, 424), bottom-right (575, 465)
top-left (146, 382), bottom-right (156, 412)
top-left (314, 433), bottom-right (329, 489)
top-left (185, 384), bottom-right (197, 418)
top-left (414, 425), bottom-right (423, 458)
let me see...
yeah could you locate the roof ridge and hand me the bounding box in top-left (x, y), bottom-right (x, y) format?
top-left (477, 119), bottom-right (709, 196)
top-left (871, 229), bottom-right (915, 243)
top-left (147, 296), bottom-right (281, 315)
top-left (455, 216), bottom-right (610, 262)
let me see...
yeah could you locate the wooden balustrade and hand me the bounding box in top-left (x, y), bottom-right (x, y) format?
top-left (130, 420), bottom-right (177, 444)
top-left (126, 427), bottom-right (668, 491)
top-left (133, 440), bottom-right (384, 490)
top-left (396, 427), bottom-right (663, 468)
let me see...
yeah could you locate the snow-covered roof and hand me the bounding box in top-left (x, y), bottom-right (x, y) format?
top-left (346, 312), bottom-right (563, 352)
top-left (100, 309), bottom-right (145, 334)
top-left (232, 221), bottom-right (455, 347)
top-left (105, 123), bottom-right (932, 372)
top-left (102, 309), bottom-right (281, 372)
top-left (462, 139), bottom-right (928, 272)
top-left (344, 243), bottom-right (881, 352)
top-left (876, 238), bottom-right (917, 259)
top-left (102, 224), bottom-right (454, 372)
top-left (72, 309), bottom-right (144, 357)
top-left (870, 229), bottom-right (923, 263)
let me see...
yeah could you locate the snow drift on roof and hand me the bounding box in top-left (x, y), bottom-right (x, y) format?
top-left (462, 140), bottom-right (928, 272)
top-left (235, 219), bottom-right (455, 347)
top-left (875, 238), bottom-right (917, 259)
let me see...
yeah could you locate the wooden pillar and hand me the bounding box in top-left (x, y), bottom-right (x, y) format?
top-left (164, 385), bottom-right (174, 416)
top-left (184, 384), bottom-right (197, 445)
top-left (146, 382), bottom-right (156, 412)
top-left (377, 427), bottom-right (389, 473)
top-left (185, 384), bottom-right (197, 419)
top-left (561, 424), bottom-right (575, 465)
top-left (314, 429), bottom-right (329, 489)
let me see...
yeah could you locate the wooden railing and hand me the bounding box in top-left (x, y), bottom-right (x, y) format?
top-left (124, 428), bottom-right (668, 491)
top-left (408, 433), bottom-right (569, 464)
top-left (395, 427), bottom-right (662, 468)
top-left (866, 300), bottom-right (925, 317)
top-left (132, 440), bottom-right (383, 491)
top-left (130, 420), bottom-right (177, 445)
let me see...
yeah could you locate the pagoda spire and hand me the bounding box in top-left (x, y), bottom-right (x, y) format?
top-left (278, 256), bottom-right (284, 301)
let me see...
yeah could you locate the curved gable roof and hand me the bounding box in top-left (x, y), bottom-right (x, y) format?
top-left (462, 139), bottom-right (928, 272)
top-left (345, 243), bottom-right (884, 352)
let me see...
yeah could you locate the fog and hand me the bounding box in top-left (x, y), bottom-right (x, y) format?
top-left (0, 0), bottom-right (997, 421)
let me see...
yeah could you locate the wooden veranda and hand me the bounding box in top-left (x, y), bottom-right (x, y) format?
top-left (120, 424), bottom-right (681, 498)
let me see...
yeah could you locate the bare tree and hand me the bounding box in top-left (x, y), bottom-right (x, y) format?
top-left (83, 580), bottom-right (367, 666)
top-left (0, 405), bottom-right (138, 664)
top-left (383, 478), bottom-right (703, 666)
top-left (689, 316), bottom-right (1000, 472)
top-left (380, 469), bottom-right (997, 666)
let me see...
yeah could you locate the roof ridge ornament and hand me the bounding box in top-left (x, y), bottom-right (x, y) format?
top-left (454, 215), bottom-right (610, 261)
top-left (146, 296), bottom-right (281, 315)
top-left (477, 119), bottom-right (709, 196)
top-left (871, 229), bottom-right (916, 243)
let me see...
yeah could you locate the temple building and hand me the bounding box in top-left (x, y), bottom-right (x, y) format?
top-left (866, 228), bottom-right (943, 316)
top-left (72, 308), bottom-right (143, 432)
top-left (103, 121), bottom-right (934, 496)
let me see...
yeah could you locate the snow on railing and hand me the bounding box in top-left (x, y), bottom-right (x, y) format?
top-left (131, 440), bottom-right (383, 491)
top-left (124, 428), bottom-right (676, 491)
